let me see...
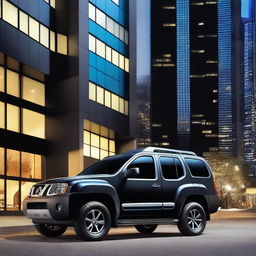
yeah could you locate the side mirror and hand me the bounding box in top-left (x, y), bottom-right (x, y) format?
top-left (123, 167), bottom-right (140, 180)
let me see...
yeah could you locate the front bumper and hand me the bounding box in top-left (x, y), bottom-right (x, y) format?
top-left (23, 194), bottom-right (73, 225)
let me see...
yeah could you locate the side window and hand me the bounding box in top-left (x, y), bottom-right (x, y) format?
top-left (185, 158), bottom-right (210, 177)
top-left (127, 156), bottom-right (155, 179)
top-left (160, 157), bottom-right (184, 179)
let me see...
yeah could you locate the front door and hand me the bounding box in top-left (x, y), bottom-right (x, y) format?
top-left (118, 155), bottom-right (163, 218)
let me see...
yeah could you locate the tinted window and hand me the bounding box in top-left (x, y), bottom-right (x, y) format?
top-left (127, 156), bottom-right (155, 179)
top-left (160, 157), bottom-right (184, 179)
top-left (79, 154), bottom-right (133, 175)
top-left (185, 158), bottom-right (210, 177)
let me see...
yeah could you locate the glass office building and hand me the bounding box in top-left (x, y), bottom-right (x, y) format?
top-left (0, 0), bottom-right (141, 213)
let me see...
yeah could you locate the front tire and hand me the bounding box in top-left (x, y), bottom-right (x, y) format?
top-left (135, 225), bottom-right (158, 233)
top-left (74, 201), bottom-right (111, 241)
top-left (35, 224), bottom-right (67, 237)
top-left (178, 202), bottom-right (206, 236)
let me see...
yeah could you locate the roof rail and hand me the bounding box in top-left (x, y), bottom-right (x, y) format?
top-left (143, 147), bottom-right (196, 156)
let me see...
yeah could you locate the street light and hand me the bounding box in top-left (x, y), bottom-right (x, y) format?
top-left (224, 184), bottom-right (232, 192)
top-left (234, 165), bottom-right (240, 171)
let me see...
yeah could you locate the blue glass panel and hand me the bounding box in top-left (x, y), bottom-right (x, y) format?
top-left (89, 66), bottom-right (97, 83)
top-left (89, 52), bottom-right (97, 68)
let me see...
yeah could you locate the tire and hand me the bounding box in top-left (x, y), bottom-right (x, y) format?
top-left (35, 224), bottom-right (67, 237)
top-left (74, 201), bottom-right (111, 241)
top-left (178, 202), bottom-right (206, 236)
top-left (135, 225), bottom-right (158, 233)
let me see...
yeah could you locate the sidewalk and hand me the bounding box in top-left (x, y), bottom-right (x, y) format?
top-left (0, 216), bottom-right (33, 228)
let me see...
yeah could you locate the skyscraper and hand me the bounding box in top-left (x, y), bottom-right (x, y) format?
top-left (0, 0), bottom-right (144, 213)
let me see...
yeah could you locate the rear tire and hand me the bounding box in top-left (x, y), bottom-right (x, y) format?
top-left (135, 224), bottom-right (158, 233)
top-left (178, 202), bottom-right (206, 236)
top-left (35, 224), bottom-right (67, 237)
top-left (74, 201), bottom-right (111, 241)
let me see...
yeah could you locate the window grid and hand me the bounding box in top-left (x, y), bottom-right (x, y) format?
top-left (89, 81), bottom-right (129, 115)
top-left (43, 0), bottom-right (56, 9)
top-left (89, 34), bottom-right (129, 72)
top-left (0, 0), bottom-right (67, 55)
top-left (88, 2), bottom-right (128, 45)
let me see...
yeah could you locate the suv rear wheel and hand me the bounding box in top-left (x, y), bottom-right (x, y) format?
top-left (74, 201), bottom-right (111, 241)
top-left (135, 225), bottom-right (158, 233)
top-left (178, 202), bottom-right (206, 236)
top-left (35, 224), bottom-right (67, 237)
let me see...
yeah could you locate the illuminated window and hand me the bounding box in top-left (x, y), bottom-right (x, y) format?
top-left (0, 102), bottom-right (5, 129)
top-left (198, 22), bottom-right (205, 26)
top-left (106, 46), bottom-right (112, 62)
top-left (7, 104), bottom-right (20, 132)
top-left (89, 82), bottom-right (96, 101)
top-left (119, 98), bottom-right (125, 114)
top-left (163, 23), bottom-right (176, 27)
top-left (50, 31), bottom-right (56, 52)
top-left (96, 39), bottom-right (105, 58)
top-left (125, 58), bottom-right (129, 72)
top-left (0, 179), bottom-right (4, 211)
top-left (3, 0), bottom-right (18, 28)
top-left (21, 152), bottom-right (42, 179)
top-left (119, 27), bottom-right (124, 41)
top-left (111, 94), bottom-right (119, 111)
top-left (114, 22), bottom-right (119, 37)
top-left (57, 34), bottom-right (68, 55)
top-left (89, 34), bottom-right (96, 52)
top-left (119, 55), bottom-right (124, 70)
top-left (29, 17), bottom-right (39, 42)
top-left (96, 86), bottom-right (104, 104)
top-left (7, 70), bottom-right (19, 97)
top-left (91, 133), bottom-right (100, 148)
top-left (22, 109), bottom-right (45, 139)
top-left (40, 24), bottom-right (49, 48)
top-left (89, 3), bottom-right (96, 21)
top-left (50, 0), bottom-right (56, 8)
top-left (22, 76), bottom-right (45, 106)
top-left (106, 17), bottom-right (114, 34)
top-left (96, 9), bottom-right (106, 28)
top-left (7, 149), bottom-right (20, 177)
top-left (124, 100), bottom-right (129, 115)
top-left (105, 90), bottom-right (111, 108)
top-left (6, 180), bottom-right (19, 211)
top-left (112, 50), bottom-right (119, 66)
top-left (0, 148), bottom-right (4, 175)
top-left (111, 0), bottom-right (119, 5)
top-left (19, 11), bottom-right (29, 34)
top-left (0, 66), bottom-right (4, 92)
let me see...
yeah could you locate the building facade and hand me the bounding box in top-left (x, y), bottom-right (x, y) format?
top-left (0, 0), bottom-right (143, 213)
top-left (151, 0), bottom-right (218, 156)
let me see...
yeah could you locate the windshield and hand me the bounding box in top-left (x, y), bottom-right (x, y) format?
top-left (79, 154), bottom-right (134, 175)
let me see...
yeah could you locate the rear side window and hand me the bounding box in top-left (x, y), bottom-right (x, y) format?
top-left (127, 156), bottom-right (156, 179)
top-left (185, 158), bottom-right (210, 177)
top-left (160, 157), bottom-right (184, 179)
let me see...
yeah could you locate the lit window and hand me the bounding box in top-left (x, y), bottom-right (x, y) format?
top-left (96, 9), bottom-right (106, 28)
top-left (119, 55), bottom-right (124, 69)
top-left (111, 94), bottom-right (119, 111)
top-left (89, 3), bottom-right (96, 21)
top-left (91, 133), bottom-right (100, 148)
top-left (7, 104), bottom-right (20, 132)
top-left (0, 67), bottom-right (4, 92)
top-left (125, 58), bottom-right (129, 72)
top-left (163, 23), bottom-right (176, 27)
top-left (114, 22), bottom-right (119, 37)
top-left (0, 179), bottom-right (4, 211)
top-left (109, 140), bottom-right (115, 153)
top-left (57, 34), bottom-right (68, 55)
top-left (106, 46), bottom-right (112, 62)
top-left (100, 137), bottom-right (108, 151)
top-left (198, 22), bottom-right (205, 26)
top-left (105, 90), bottom-right (111, 108)
top-left (7, 149), bottom-right (20, 177)
top-left (89, 82), bottom-right (96, 101)
top-left (19, 11), bottom-right (29, 34)
top-left (29, 17), bottom-right (39, 42)
top-left (119, 27), bottom-right (124, 41)
top-left (112, 50), bottom-right (119, 66)
top-left (50, 31), bottom-right (56, 52)
top-left (0, 148), bottom-right (4, 175)
top-left (119, 98), bottom-right (125, 114)
top-left (83, 144), bottom-right (90, 157)
top-left (22, 76), bottom-right (45, 106)
top-left (40, 24), bottom-right (49, 48)
top-left (6, 180), bottom-right (19, 211)
top-left (124, 100), bottom-right (129, 115)
top-left (106, 17), bottom-right (114, 34)
top-left (0, 102), bottom-right (5, 129)
top-left (96, 39), bottom-right (105, 58)
top-left (3, 0), bottom-right (18, 28)
top-left (84, 130), bottom-right (90, 144)
top-left (7, 70), bottom-right (19, 97)
top-left (50, 0), bottom-right (56, 8)
top-left (111, 0), bottom-right (119, 5)
top-left (22, 109), bottom-right (45, 139)
top-left (89, 34), bottom-right (96, 52)
top-left (96, 86), bottom-right (104, 104)
top-left (100, 149), bottom-right (108, 160)
top-left (21, 152), bottom-right (42, 179)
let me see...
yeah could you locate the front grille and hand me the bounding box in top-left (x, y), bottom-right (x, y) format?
top-left (27, 202), bottom-right (47, 209)
top-left (30, 184), bottom-right (50, 197)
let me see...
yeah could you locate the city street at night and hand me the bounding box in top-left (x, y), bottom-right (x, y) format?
top-left (0, 210), bottom-right (256, 256)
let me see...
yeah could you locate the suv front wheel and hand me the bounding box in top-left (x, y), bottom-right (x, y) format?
top-left (74, 201), bottom-right (111, 241)
top-left (178, 202), bottom-right (206, 236)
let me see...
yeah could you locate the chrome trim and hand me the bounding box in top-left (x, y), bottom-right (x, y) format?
top-left (122, 202), bottom-right (175, 211)
top-left (26, 209), bottom-right (52, 219)
top-left (163, 202), bottom-right (175, 209)
top-left (143, 147), bottom-right (196, 156)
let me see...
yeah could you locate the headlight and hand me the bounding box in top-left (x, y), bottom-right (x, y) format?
top-left (47, 183), bottom-right (68, 196)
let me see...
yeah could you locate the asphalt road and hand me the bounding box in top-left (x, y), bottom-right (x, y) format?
top-left (0, 211), bottom-right (256, 256)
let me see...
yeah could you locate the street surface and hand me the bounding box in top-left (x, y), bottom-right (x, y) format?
top-left (0, 210), bottom-right (256, 256)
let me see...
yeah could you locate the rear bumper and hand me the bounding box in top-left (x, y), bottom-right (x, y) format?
top-left (23, 194), bottom-right (73, 225)
top-left (205, 195), bottom-right (219, 214)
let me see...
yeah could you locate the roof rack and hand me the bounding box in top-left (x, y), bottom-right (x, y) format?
top-left (143, 147), bottom-right (196, 156)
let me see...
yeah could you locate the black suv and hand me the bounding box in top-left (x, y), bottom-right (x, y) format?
top-left (23, 147), bottom-right (219, 241)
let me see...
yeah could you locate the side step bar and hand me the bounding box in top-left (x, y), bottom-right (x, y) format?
top-left (117, 218), bottom-right (179, 226)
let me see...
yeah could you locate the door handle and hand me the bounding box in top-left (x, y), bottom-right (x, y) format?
top-left (152, 183), bottom-right (161, 188)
